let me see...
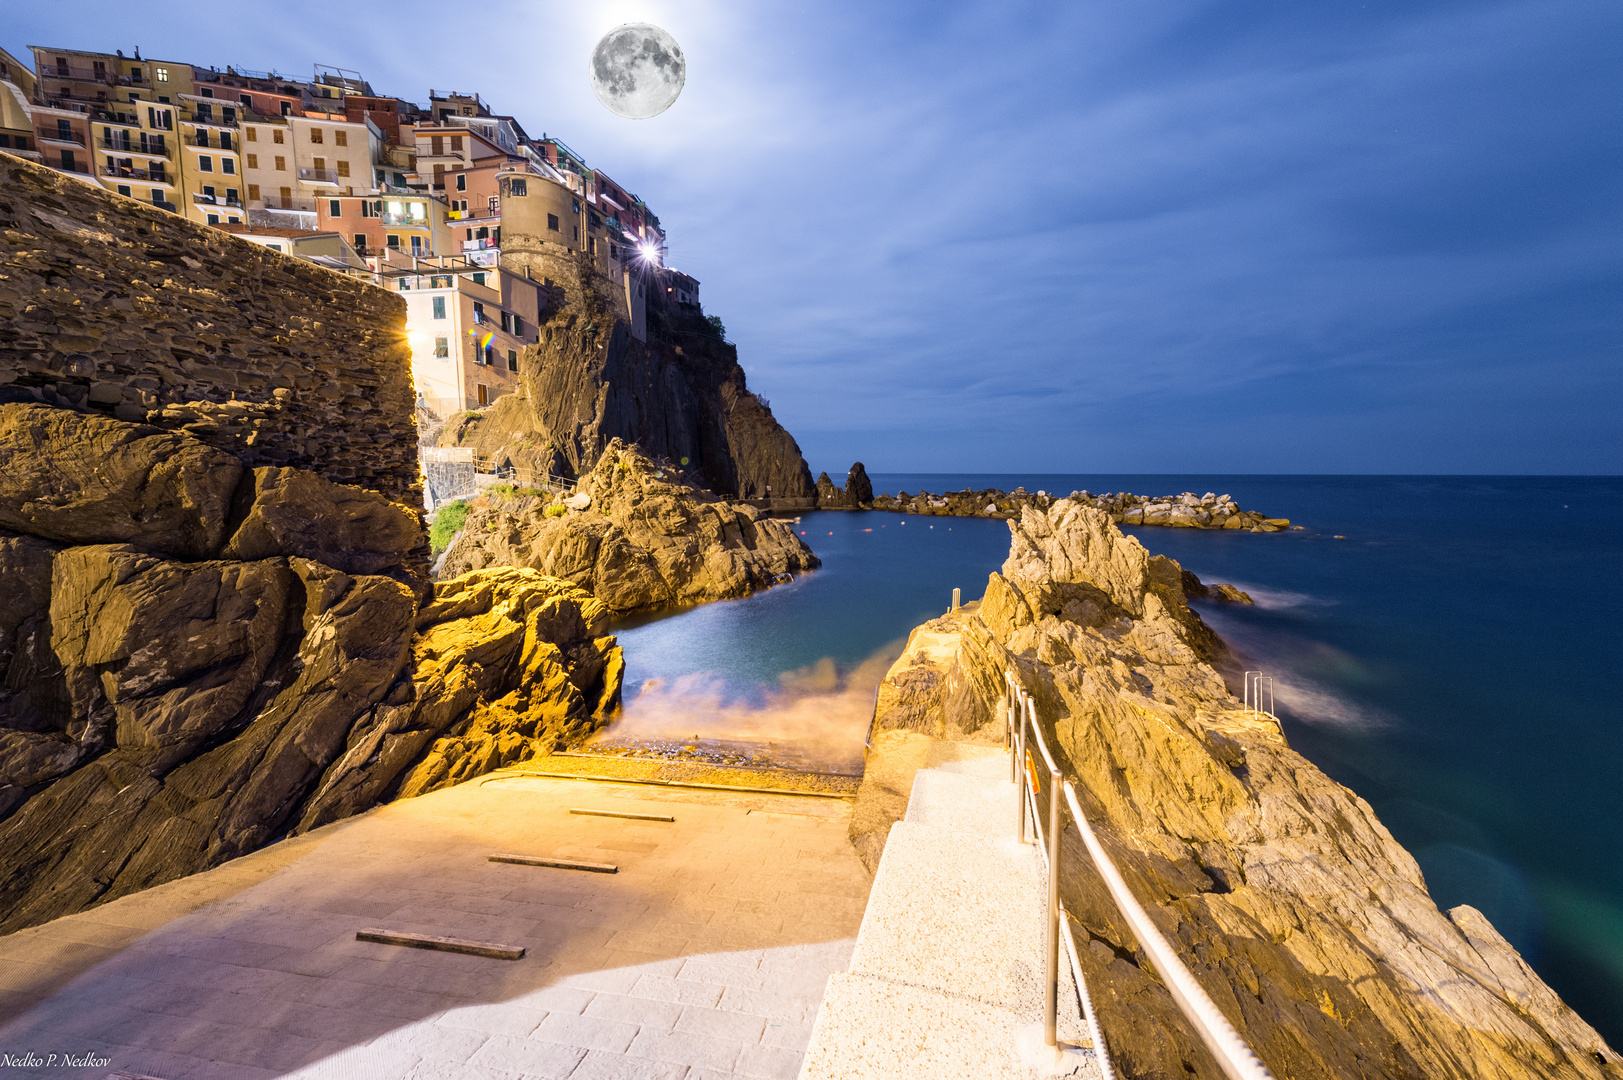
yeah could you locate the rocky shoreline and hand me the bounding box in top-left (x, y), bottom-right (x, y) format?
top-left (851, 498), bottom-right (1618, 1078)
top-left (815, 465), bottom-right (1296, 531)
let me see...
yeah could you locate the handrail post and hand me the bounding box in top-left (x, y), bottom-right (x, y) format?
top-left (1015, 690), bottom-right (1027, 844)
top-left (1046, 763), bottom-right (1061, 1049)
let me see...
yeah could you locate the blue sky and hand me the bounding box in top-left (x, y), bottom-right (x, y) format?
top-left (9, 0), bottom-right (1620, 473)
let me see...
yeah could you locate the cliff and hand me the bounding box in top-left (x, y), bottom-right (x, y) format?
top-left (0, 403), bottom-right (623, 933)
top-left (855, 500), bottom-right (1619, 1079)
top-left (440, 440), bottom-right (819, 615)
top-left (440, 252), bottom-right (816, 505)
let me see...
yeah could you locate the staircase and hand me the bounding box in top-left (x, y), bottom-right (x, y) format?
top-left (800, 746), bottom-right (1101, 1079)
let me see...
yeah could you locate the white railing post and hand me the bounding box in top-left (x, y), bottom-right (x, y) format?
top-left (1045, 762), bottom-right (1062, 1049)
top-left (1015, 691), bottom-right (1028, 844)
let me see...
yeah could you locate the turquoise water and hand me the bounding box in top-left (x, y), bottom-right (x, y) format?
top-left (612, 474), bottom-right (1623, 1043)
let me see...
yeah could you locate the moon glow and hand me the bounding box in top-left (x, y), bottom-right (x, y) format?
top-left (590, 24), bottom-right (686, 120)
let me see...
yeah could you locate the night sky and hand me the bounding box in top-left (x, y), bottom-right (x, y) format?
top-left (10, 0), bottom-right (1620, 474)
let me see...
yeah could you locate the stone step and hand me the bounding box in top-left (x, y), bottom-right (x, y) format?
top-left (903, 749), bottom-right (1015, 836)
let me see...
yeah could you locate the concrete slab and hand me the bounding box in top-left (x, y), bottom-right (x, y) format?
top-left (0, 773), bottom-right (873, 1079)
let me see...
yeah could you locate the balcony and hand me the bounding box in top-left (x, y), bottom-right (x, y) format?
top-left (379, 210), bottom-right (428, 226)
top-left (257, 196), bottom-right (318, 212)
top-left (37, 130), bottom-right (86, 147)
top-left (44, 65), bottom-right (134, 85)
top-left (100, 163), bottom-right (169, 182)
top-left (193, 192), bottom-right (244, 207)
top-left (101, 138), bottom-right (170, 158)
top-left (182, 134), bottom-right (236, 150)
top-left (462, 237), bottom-right (499, 252)
top-left (297, 167), bottom-right (341, 187)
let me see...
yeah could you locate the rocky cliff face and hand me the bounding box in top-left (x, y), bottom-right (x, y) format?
top-left (814, 462), bottom-right (874, 510)
top-left (440, 260), bottom-right (815, 505)
top-left (0, 402), bottom-right (622, 934)
top-left (859, 501), bottom-right (1619, 1080)
top-left (440, 440), bottom-right (819, 616)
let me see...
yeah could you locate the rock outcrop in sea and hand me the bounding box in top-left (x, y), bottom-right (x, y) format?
top-left (869, 486), bottom-right (1294, 530)
top-left (439, 440), bottom-right (820, 615)
top-left (854, 498), bottom-right (1618, 1079)
top-left (0, 403), bottom-right (622, 934)
top-left (815, 462), bottom-right (874, 510)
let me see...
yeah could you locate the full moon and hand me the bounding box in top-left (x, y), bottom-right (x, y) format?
top-left (590, 24), bottom-right (686, 120)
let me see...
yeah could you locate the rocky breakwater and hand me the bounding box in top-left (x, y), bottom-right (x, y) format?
top-left (871, 485), bottom-right (1293, 531)
top-left (439, 440), bottom-right (820, 616)
top-left (854, 499), bottom-right (1617, 1078)
top-left (0, 402), bottom-right (622, 933)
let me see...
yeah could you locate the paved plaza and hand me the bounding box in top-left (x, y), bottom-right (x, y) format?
top-left (0, 772), bottom-right (872, 1079)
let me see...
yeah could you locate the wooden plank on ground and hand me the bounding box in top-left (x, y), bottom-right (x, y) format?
top-left (356, 928), bottom-right (525, 960)
top-left (570, 807), bottom-right (675, 822)
top-left (488, 853), bottom-right (618, 873)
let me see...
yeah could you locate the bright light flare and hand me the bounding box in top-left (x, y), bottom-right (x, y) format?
top-left (639, 243), bottom-right (662, 265)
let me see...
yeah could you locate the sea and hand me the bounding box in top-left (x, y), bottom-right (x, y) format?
top-left (604, 474), bottom-right (1623, 1045)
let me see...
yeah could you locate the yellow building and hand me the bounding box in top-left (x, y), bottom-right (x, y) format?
top-left (175, 88), bottom-right (248, 226)
top-left (0, 48), bottom-right (41, 163)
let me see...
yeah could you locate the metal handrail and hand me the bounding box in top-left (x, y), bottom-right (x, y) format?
top-left (1006, 670), bottom-right (1276, 1080)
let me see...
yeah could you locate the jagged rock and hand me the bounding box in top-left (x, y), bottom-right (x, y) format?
top-left (859, 499), bottom-right (1618, 1079)
top-left (1180, 568), bottom-right (1255, 604)
top-left (223, 466), bottom-right (427, 585)
top-left (439, 312), bottom-right (815, 503)
top-left (0, 403), bottom-right (241, 559)
top-left (440, 442), bottom-right (820, 615)
top-left (846, 462), bottom-right (873, 506)
top-left (815, 471), bottom-right (845, 508)
top-left (297, 568), bottom-right (621, 829)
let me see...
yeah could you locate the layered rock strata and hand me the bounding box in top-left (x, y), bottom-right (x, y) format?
top-left (0, 153), bottom-right (419, 504)
top-left (436, 253), bottom-right (815, 506)
top-left (855, 501), bottom-right (1617, 1079)
top-left (870, 486), bottom-right (1293, 530)
top-left (0, 404), bottom-right (621, 934)
top-left (439, 440), bottom-right (820, 615)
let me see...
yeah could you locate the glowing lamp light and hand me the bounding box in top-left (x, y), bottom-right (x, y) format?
top-left (639, 243), bottom-right (660, 263)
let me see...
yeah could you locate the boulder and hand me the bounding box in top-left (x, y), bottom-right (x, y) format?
top-left (440, 441), bottom-right (820, 616)
top-left (0, 403), bottom-right (241, 559)
top-left (222, 466), bottom-right (425, 582)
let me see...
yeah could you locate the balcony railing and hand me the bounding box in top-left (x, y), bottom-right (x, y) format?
top-left (45, 65), bottom-right (137, 85)
top-left (297, 167), bottom-right (341, 185)
top-left (100, 163), bottom-right (169, 182)
top-left (379, 211), bottom-right (428, 226)
top-left (38, 130), bottom-right (86, 147)
top-left (101, 138), bottom-right (170, 157)
top-left (182, 134), bottom-right (237, 150)
top-left (193, 193), bottom-right (244, 207)
top-left (258, 196), bottom-right (318, 212)
top-left (186, 112), bottom-right (240, 128)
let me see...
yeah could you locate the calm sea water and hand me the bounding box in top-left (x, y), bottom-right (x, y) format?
top-left (612, 474), bottom-right (1623, 1043)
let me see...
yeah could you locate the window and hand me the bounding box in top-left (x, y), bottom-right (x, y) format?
top-left (361, 201), bottom-right (377, 218)
top-left (309, 128), bottom-right (323, 144)
top-left (500, 311), bottom-right (512, 333)
top-left (473, 302), bottom-right (485, 320)
top-left (226, 188), bottom-right (238, 203)
top-left (588, 236), bottom-right (596, 255)
top-left (572, 198), bottom-right (580, 212)
top-left (334, 130), bottom-right (347, 147)
top-left (195, 103), bottom-right (213, 122)
top-left (513, 315), bottom-right (524, 337)
top-left (222, 158), bottom-right (235, 175)
top-left (240, 94), bottom-right (251, 106)
top-left (246, 127), bottom-right (257, 142)
top-left (409, 203), bottom-right (425, 220)
top-left (56, 118), bottom-right (72, 140)
top-left (247, 184), bottom-right (260, 201)
top-left (329, 199), bottom-right (341, 216)
top-left (451, 135), bottom-right (462, 151)
top-left (434, 336), bottom-right (449, 358)
top-left (489, 195), bottom-right (499, 213)
top-left (313, 156), bottom-right (326, 171)
top-left (272, 129), bottom-right (284, 143)
top-left (430, 275), bottom-right (451, 288)
top-left (220, 132), bottom-right (232, 150)
top-left (200, 88), bottom-right (213, 98)
top-left (246, 153), bottom-right (258, 169)
top-left (151, 190), bottom-right (164, 206)
top-left (273, 155), bottom-right (285, 171)
top-left (509, 178), bottom-right (527, 197)
top-left (431, 135), bottom-right (443, 155)
top-left (222, 108), bottom-right (235, 125)
top-left (387, 234), bottom-right (400, 248)
top-left (472, 272), bottom-right (486, 286)
top-left (354, 233), bottom-right (367, 250)
top-left (117, 184), bottom-right (131, 197)
top-left (336, 160), bottom-right (349, 177)
top-left (477, 384), bottom-right (489, 406)
top-left (206, 213), bottom-right (220, 225)
top-left (507, 349), bottom-right (517, 372)
top-left (279, 185), bottom-right (291, 202)
top-left (266, 243), bottom-right (282, 252)
top-left (198, 155), bottom-right (213, 172)
top-left (432, 296), bottom-right (446, 319)
top-left (456, 172), bottom-right (466, 191)
top-left (227, 215), bottom-right (239, 223)
top-left (410, 236), bottom-right (423, 255)
top-left (155, 67), bottom-right (169, 83)
top-left (203, 185), bottom-right (217, 199)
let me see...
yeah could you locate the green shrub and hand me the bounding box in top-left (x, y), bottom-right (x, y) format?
top-left (429, 500), bottom-right (471, 554)
top-left (490, 482), bottom-right (517, 498)
top-left (544, 503), bottom-right (567, 518)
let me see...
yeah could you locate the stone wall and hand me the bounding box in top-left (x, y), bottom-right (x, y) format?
top-left (0, 151), bottom-right (420, 504)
